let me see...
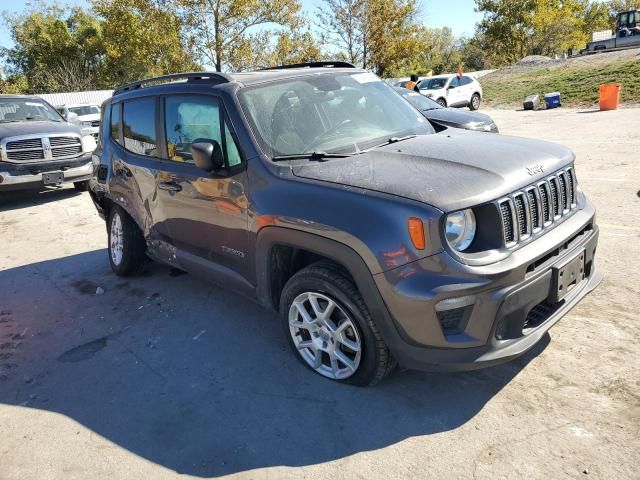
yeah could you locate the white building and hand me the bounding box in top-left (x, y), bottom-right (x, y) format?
top-left (36, 90), bottom-right (113, 108)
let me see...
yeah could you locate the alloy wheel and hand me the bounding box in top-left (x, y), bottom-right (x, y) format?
top-left (110, 213), bottom-right (124, 266)
top-left (288, 291), bottom-right (362, 380)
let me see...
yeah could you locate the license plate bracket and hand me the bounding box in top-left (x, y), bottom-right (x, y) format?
top-left (551, 249), bottom-right (586, 302)
top-left (43, 171), bottom-right (64, 185)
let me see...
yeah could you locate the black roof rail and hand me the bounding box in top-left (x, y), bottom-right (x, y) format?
top-left (113, 72), bottom-right (233, 96)
top-left (261, 61), bottom-right (357, 70)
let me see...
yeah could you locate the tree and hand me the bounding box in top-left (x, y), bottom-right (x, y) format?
top-left (173, 0), bottom-right (302, 72)
top-left (608, 0), bottom-right (640, 15)
top-left (318, 0), bottom-right (365, 66)
top-left (2, 4), bottom-right (105, 92)
top-left (474, 0), bottom-right (599, 65)
top-left (92, 0), bottom-right (199, 86)
top-left (267, 30), bottom-right (325, 66)
top-left (317, 0), bottom-right (422, 75)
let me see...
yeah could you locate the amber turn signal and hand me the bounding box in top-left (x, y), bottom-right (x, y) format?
top-left (408, 217), bottom-right (425, 250)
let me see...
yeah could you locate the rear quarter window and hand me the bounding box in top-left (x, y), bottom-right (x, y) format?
top-left (110, 103), bottom-right (123, 146)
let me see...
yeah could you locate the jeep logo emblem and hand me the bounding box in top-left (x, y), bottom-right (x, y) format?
top-left (42, 137), bottom-right (53, 160)
top-left (526, 164), bottom-right (544, 176)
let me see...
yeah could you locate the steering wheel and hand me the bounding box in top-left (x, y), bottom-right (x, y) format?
top-left (302, 119), bottom-right (354, 152)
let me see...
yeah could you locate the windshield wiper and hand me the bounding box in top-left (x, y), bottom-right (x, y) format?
top-left (272, 151), bottom-right (354, 162)
top-left (364, 134), bottom-right (417, 152)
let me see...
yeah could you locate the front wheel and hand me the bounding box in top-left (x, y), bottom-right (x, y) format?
top-left (436, 97), bottom-right (447, 107)
top-left (107, 206), bottom-right (147, 276)
top-left (469, 93), bottom-right (481, 111)
top-left (280, 262), bottom-right (396, 386)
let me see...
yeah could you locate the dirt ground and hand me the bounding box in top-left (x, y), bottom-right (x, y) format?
top-left (0, 107), bottom-right (639, 480)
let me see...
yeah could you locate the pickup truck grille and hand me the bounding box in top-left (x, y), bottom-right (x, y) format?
top-left (1, 135), bottom-right (82, 163)
top-left (497, 167), bottom-right (577, 248)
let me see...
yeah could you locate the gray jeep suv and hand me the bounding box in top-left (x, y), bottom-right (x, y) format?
top-left (89, 63), bottom-right (601, 386)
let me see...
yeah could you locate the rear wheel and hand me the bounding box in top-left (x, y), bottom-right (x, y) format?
top-left (107, 206), bottom-right (147, 276)
top-left (470, 93), bottom-right (481, 111)
top-left (280, 262), bottom-right (396, 386)
top-left (436, 97), bottom-right (447, 107)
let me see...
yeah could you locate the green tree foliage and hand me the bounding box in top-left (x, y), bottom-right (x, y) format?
top-left (417, 27), bottom-right (463, 74)
top-left (267, 30), bottom-right (325, 66)
top-left (1, 0), bottom-right (198, 92)
top-left (173, 0), bottom-right (303, 72)
top-left (474, 0), bottom-right (616, 65)
top-left (608, 0), bottom-right (640, 15)
top-left (2, 4), bottom-right (105, 92)
top-left (92, 0), bottom-right (199, 86)
top-left (317, 0), bottom-right (422, 76)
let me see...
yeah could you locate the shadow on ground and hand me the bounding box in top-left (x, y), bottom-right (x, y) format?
top-left (0, 248), bottom-right (549, 477)
top-left (0, 186), bottom-right (81, 212)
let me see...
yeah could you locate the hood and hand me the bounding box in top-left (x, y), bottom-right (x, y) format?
top-left (292, 130), bottom-right (574, 212)
top-left (0, 121), bottom-right (81, 140)
top-left (425, 108), bottom-right (493, 128)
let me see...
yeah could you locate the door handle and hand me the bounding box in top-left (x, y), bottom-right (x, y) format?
top-left (158, 181), bottom-right (182, 192)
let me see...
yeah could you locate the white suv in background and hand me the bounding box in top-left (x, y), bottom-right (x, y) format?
top-left (416, 74), bottom-right (483, 110)
top-left (67, 104), bottom-right (101, 139)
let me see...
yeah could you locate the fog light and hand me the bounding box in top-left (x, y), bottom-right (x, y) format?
top-left (435, 296), bottom-right (475, 334)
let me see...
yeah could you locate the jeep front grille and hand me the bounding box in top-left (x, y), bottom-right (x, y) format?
top-left (1, 134), bottom-right (82, 163)
top-left (497, 167), bottom-right (577, 248)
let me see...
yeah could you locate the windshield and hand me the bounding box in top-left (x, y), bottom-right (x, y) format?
top-left (398, 89), bottom-right (442, 111)
top-left (418, 78), bottom-right (449, 90)
top-left (0, 99), bottom-right (63, 123)
top-left (69, 105), bottom-right (100, 116)
top-left (238, 72), bottom-right (433, 157)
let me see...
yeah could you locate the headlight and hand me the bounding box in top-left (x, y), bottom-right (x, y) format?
top-left (81, 120), bottom-right (93, 127)
top-left (445, 209), bottom-right (476, 252)
top-left (82, 135), bottom-right (97, 153)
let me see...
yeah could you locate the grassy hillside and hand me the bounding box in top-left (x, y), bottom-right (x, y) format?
top-left (482, 55), bottom-right (640, 107)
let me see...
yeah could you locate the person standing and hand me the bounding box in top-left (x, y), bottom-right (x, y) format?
top-left (405, 74), bottom-right (419, 91)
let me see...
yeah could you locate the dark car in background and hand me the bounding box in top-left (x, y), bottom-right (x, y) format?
top-left (0, 95), bottom-right (96, 192)
top-left (89, 64), bottom-right (600, 386)
top-left (396, 87), bottom-right (498, 133)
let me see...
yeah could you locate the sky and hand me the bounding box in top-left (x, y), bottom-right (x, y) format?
top-left (0, 0), bottom-right (483, 50)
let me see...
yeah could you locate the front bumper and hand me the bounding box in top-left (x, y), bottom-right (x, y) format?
top-left (372, 201), bottom-right (601, 371)
top-left (0, 157), bottom-right (92, 191)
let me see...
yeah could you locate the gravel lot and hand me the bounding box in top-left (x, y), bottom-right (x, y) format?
top-left (1, 107), bottom-right (638, 480)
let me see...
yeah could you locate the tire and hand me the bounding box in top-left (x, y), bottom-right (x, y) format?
top-left (107, 206), bottom-right (147, 276)
top-left (280, 261), bottom-right (396, 386)
top-left (436, 97), bottom-right (447, 108)
top-left (469, 93), bottom-right (481, 111)
top-left (74, 181), bottom-right (89, 192)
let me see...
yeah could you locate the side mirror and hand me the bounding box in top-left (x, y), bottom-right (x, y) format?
top-left (447, 85), bottom-right (456, 90)
top-left (67, 112), bottom-right (79, 124)
top-left (192, 139), bottom-right (225, 172)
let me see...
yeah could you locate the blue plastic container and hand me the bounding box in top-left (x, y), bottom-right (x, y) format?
top-left (544, 92), bottom-right (561, 109)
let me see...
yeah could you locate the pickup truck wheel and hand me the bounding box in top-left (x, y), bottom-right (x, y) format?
top-left (280, 262), bottom-right (396, 386)
top-left (107, 206), bottom-right (146, 276)
top-left (469, 93), bottom-right (481, 111)
top-left (73, 181), bottom-right (89, 192)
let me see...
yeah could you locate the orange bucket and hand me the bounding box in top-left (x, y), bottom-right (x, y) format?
top-left (599, 83), bottom-right (621, 111)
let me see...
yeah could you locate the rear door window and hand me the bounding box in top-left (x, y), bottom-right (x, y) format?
top-left (461, 76), bottom-right (473, 86)
top-left (122, 98), bottom-right (158, 157)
